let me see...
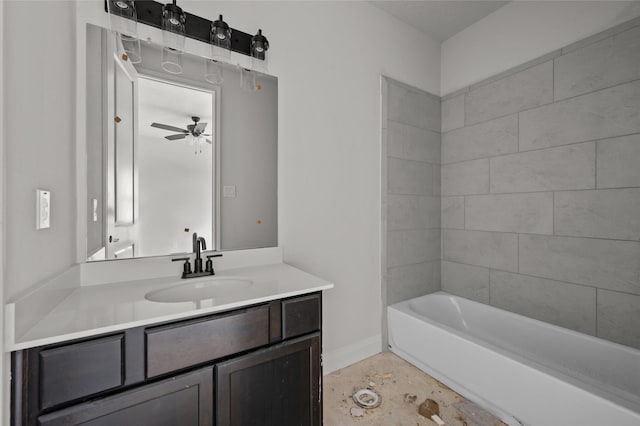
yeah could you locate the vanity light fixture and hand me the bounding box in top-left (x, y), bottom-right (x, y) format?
top-left (205, 15), bottom-right (231, 85)
top-left (211, 15), bottom-right (232, 53)
top-left (161, 0), bottom-right (186, 74)
top-left (161, 0), bottom-right (186, 51)
top-left (250, 29), bottom-right (269, 73)
top-left (105, 1), bottom-right (272, 63)
top-left (106, 0), bottom-right (142, 63)
top-left (204, 59), bottom-right (224, 85)
top-left (239, 67), bottom-right (257, 92)
top-left (162, 47), bottom-right (183, 74)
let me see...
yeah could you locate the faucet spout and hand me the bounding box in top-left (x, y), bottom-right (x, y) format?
top-left (192, 232), bottom-right (199, 253)
top-left (192, 233), bottom-right (207, 273)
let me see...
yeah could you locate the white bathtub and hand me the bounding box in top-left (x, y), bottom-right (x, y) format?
top-left (388, 292), bottom-right (640, 426)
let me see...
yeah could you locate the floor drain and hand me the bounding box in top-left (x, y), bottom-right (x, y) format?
top-left (353, 389), bottom-right (381, 409)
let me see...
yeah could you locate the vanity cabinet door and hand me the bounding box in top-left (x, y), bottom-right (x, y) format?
top-left (37, 367), bottom-right (213, 426)
top-left (216, 333), bottom-right (321, 426)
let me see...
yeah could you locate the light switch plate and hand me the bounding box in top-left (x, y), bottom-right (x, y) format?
top-left (223, 185), bottom-right (237, 198)
top-left (36, 189), bottom-right (51, 229)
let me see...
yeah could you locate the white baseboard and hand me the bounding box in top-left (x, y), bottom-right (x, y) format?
top-left (323, 334), bottom-right (382, 375)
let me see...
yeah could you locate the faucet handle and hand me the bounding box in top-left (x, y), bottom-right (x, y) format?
top-left (205, 253), bottom-right (222, 274)
top-left (172, 257), bottom-right (192, 277)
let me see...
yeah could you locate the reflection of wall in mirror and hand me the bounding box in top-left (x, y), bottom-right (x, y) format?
top-left (220, 67), bottom-right (277, 250)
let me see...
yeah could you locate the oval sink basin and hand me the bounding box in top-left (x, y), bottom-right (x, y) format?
top-left (145, 277), bottom-right (253, 303)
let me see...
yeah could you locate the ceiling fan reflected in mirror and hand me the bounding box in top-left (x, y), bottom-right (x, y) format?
top-left (151, 116), bottom-right (212, 144)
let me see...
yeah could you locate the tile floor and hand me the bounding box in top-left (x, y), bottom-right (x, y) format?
top-left (323, 352), bottom-right (505, 426)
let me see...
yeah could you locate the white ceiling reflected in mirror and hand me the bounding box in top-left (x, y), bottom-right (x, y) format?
top-left (85, 24), bottom-right (277, 262)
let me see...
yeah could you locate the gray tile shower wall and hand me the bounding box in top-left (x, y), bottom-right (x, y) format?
top-left (386, 79), bottom-right (441, 306)
top-left (440, 18), bottom-right (640, 350)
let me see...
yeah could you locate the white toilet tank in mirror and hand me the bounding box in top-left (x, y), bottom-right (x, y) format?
top-left (80, 19), bottom-right (277, 263)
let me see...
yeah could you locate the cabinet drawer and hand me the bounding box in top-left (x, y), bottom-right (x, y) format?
top-left (39, 334), bottom-right (124, 410)
top-left (282, 293), bottom-right (321, 339)
top-left (146, 306), bottom-right (269, 377)
top-left (38, 367), bottom-right (213, 426)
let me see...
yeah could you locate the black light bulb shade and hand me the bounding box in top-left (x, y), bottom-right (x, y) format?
top-left (109, 0), bottom-right (135, 18)
top-left (162, 1), bottom-right (186, 34)
top-left (251, 29), bottom-right (269, 60)
top-left (211, 14), bottom-right (231, 49)
top-left (212, 15), bottom-right (230, 40)
top-left (114, 1), bottom-right (131, 11)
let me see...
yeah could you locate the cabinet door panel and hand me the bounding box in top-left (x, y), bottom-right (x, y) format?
top-left (39, 334), bottom-right (124, 410)
top-left (37, 368), bottom-right (213, 426)
top-left (216, 334), bottom-right (321, 426)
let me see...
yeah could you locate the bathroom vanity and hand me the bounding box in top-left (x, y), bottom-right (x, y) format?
top-left (6, 5), bottom-right (327, 424)
top-left (8, 260), bottom-right (333, 426)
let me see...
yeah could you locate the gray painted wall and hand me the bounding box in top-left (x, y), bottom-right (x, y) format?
top-left (385, 78), bottom-right (441, 306)
top-left (4, 2), bottom-right (77, 300)
top-left (440, 19), bottom-right (640, 349)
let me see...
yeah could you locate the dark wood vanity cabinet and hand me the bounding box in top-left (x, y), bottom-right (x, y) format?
top-left (217, 334), bottom-right (321, 426)
top-left (11, 292), bottom-right (322, 426)
top-left (37, 367), bottom-right (214, 426)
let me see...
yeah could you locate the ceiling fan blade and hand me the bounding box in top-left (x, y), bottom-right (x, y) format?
top-left (205, 139), bottom-right (212, 144)
top-left (201, 133), bottom-right (211, 136)
top-left (151, 123), bottom-right (189, 133)
top-left (194, 122), bottom-right (208, 133)
top-left (165, 134), bottom-right (187, 140)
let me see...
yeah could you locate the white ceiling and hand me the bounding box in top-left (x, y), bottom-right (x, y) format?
top-left (138, 77), bottom-right (214, 140)
top-left (370, 1), bottom-right (510, 42)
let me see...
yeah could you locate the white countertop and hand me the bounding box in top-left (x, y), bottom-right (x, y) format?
top-left (6, 262), bottom-right (333, 351)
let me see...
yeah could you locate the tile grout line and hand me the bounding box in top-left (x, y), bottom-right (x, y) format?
top-left (439, 226), bottom-right (640, 243)
top-left (441, 131), bottom-right (640, 167)
top-left (517, 234), bottom-right (520, 273)
top-left (387, 117), bottom-right (441, 134)
top-left (552, 57), bottom-right (555, 102)
top-left (442, 185), bottom-right (640, 198)
top-left (595, 288), bottom-right (599, 336)
top-left (463, 196), bottom-right (467, 230)
top-left (442, 259), bottom-right (640, 296)
top-left (488, 268), bottom-right (493, 306)
top-left (595, 140), bottom-right (599, 189)
top-left (552, 192), bottom-right (556, 235)
top-left (517, 111), bottom-right (520, 152)
top-left (388, 154), bottom-right (440, 168)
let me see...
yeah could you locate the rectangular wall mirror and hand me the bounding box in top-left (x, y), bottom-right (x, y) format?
top-left (85, 24), bottom-right (278, 261)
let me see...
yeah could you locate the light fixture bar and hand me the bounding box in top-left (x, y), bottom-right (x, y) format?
top-left (104, 0), bottom-right (266, 60)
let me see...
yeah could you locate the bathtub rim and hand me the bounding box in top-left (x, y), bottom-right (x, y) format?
top-left (388, 291), bottom-right (640, 416)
